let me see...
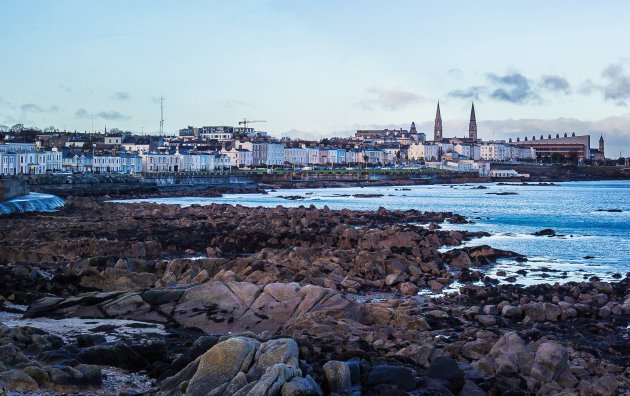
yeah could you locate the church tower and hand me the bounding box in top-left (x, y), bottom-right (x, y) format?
top-left (469, 102), bottom-right (478, 140)
top-left (434, 102), bottom-right (443, 142)
top-left (599, 135), bottom-right (605, 156)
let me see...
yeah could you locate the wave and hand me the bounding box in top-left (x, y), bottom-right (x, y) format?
top-left (0, 193), bottom-right (65, 215)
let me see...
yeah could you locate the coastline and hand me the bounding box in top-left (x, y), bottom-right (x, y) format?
top-left (0, 194), bottom-right (628, 395)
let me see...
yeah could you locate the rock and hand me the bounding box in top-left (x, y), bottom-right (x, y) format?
top-left (459, 379), bottom-right (486, 396)
top-left (486, 332), bottom-right (534, 376)
top-left (501, 305), bottom-right (522, 318)
top-left (395, 344), bottom-right (434, 367)
top-left (245, 363), bottom-right (302, 396)
top-left (186, 336), bottom-right (260, 396)
top-left (591, 280), bottom-right (613, 294)
top-left (482, 305), bottom-right (498, 315)
top-left (0, 369), bottom-right (39, 392)
top-left (475, 314), bottom-right (496, 326)
top-left (542, 303), bottom-right (562, 321)
top-left (323, 360), bottom-right (352, 396)
top-left (398, 282), bottom-right (418, 296)
top-left (248, 338), bottom-right (299, 379)
top-left (534, 229), bottom-right (556, 236)
top-left (281, 375), bottom-right (323, 396)
top-left (77, 342), bottom-right (148, 371)
top-left (530, 342), bottom-right (568, 384)
top-left (448, 251), bottom-right (472, 269)
top-left (425, 356), bottom-right (464, 393)
top-left (366, 365), bottom-right (416, 391)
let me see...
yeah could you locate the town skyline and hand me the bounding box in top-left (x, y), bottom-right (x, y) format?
top-left (1, 1), bottom-right (630, 155)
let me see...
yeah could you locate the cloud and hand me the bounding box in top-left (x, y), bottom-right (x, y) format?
top-left (539, 75), bottom-right (571, 94)
top-left (449, 72), bottom-right (577, 104)
top-left (59, 84), bottom-right (72, 93)
top-left (487, 73), bottom-right (540, 104)
top-left (112, 91), bottom-right (130, 100)
top-left (448, 86), bottom-right (486, 100)
top-left (21, 104), bottom-right (59, 113)
top-left (362, 87), bottom-right (423, 111)
top-left (75, 108), bottom-right (89, 118)
top-left (96, 111), bottom-right (130, 120)
top-left (74, 108), bottom-right (130, 120)
top-left (600, 63), bottom-right (630, 105)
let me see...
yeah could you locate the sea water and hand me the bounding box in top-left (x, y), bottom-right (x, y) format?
top-left (115, 180), bottom-right (630, 285)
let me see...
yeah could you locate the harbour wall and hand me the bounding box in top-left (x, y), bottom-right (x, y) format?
top-left (0, 178), bottom-right (30, 201)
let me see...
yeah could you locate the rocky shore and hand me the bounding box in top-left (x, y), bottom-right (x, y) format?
top-left (0, 198), bottom-right (628, 395)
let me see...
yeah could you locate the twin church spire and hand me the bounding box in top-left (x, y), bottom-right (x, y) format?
top-left (432, 101), bottom-right (478, 142)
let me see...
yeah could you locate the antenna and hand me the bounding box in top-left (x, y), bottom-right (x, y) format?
top-left (159, 96), bottom-right (165, 136)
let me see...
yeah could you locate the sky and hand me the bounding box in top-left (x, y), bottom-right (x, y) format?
top-left (1, 0), bottom-right (629, 156)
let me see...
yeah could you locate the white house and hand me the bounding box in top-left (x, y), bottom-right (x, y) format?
top-left (303, 146), bottom-right (320, 165)
top-left (142, 153), bottom-right (181, 173)
top-left (408, 143), bottom-right (440, 161)
top-left (284, 148), bottom-right (308, 165)
top-left (0, 152), bottom-right (17, 175)
top-left (266, 143), bottom-right (285, 166)
top-left (222, 148), bottom-right (253, 168)
top-left (93, 153), bottom-right (142, 174)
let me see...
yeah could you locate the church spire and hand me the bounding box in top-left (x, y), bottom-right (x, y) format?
top-left (434, 101), bottom-right (442, 141)
top-left (468, 101), bottom-right (477, 140)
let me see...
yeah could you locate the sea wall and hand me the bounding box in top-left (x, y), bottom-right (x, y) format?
top-left (25, 171), bottom-right (488, 197)
top-left (0, 178), bottom-right (29, 201)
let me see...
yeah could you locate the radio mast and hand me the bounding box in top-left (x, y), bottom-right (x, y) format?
top-left (159, 96), bottom-right (164, 136)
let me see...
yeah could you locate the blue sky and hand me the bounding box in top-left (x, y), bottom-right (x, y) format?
top-left (1, 1), bottom-right (629, 155)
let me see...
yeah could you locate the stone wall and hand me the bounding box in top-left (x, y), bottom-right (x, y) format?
top-left (0, 178), bottom-right (29, 201)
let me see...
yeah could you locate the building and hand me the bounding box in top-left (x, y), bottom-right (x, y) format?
top-left (511, 133), bottom-right (591, 161)
top-left (265, 142), bottom-right (285, 166)
top-left (408, 143), bottom-right (440, 161)
top-left (62, 152), bottom-right (93, 172)
top-left (93, 153), bottom-right (142, 174)
top-left (434, 102), bottom-right (443, 142)
top-left (590, 135), bottom-right (606, 161)
top-left (222, 148), bottom-right (253, 168)
top-left (284, 147), bottom-right (308, 165)
top-left (122, 136), bottom-right (154, 153)
top-left (469, 102), bottom-right (478, 141)
top-left (142, 153), bottom-right (181, 173)
top-left (104, 135), bottom-right (122, 145)
top-left (198, 126), bottom-right (235, 141)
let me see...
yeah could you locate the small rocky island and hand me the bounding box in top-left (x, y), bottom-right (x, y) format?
top-left (0, 197), bottom-right (628, 395)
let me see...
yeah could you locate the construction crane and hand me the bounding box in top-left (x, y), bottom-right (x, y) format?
top-left (238, 118), bottom-right (266, 129)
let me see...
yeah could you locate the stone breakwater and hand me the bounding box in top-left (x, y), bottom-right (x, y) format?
top-left (0, 198), bottom-right (628, 395)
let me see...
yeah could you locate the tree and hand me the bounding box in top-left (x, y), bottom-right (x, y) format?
top-left (44, 126), bottom-right (58, 133)
top-left (319, 138), bottom-right (330, 146)
top-left (82, 141), bottom-right (94, 151)
top-left (0, 125), bottom-right (8, 132)
top-left (9, 124), bottom-right (24, 133)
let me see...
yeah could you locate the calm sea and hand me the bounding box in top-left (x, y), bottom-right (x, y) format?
top-left (116, 180), bottom-right (630, 286)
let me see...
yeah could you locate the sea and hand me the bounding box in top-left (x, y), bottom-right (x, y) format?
top-left (116, 180), bottom-right (630, 286)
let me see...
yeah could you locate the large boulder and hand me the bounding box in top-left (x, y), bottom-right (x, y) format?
top-left (0, 369), bottom-right (39, 392)
top-left (281, 375), bottom-right (322, 396)
top-left (479, 332), bottom-right (534, 377)
top-left (322, 360), bottom-right (352, 396)
top-left (530, 342), bottom-right (569, 384)
top-left (186, 336), bottom-right (261, 396)
top-left (77, 342), bottom-right (148, 371)
top-left (366, 365), bottom-right (416, 392)
top-left (425, 356), bottom-right (464, 393)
